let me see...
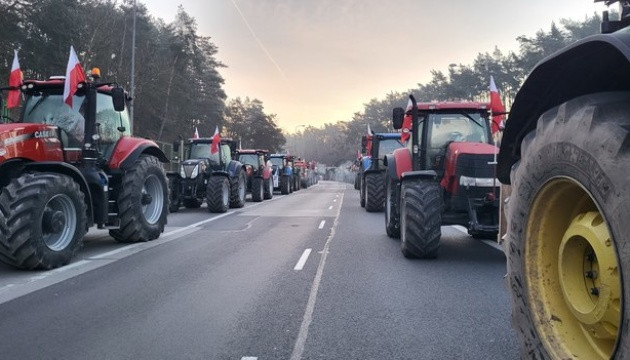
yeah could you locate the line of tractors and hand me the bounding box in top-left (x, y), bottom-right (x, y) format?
top-left (0, 70), bottom-right (318, 271)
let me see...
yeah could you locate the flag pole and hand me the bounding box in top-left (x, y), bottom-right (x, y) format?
top-left (129, 0), bottom-right (137, 133)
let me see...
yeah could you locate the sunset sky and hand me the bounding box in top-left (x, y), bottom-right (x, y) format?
top-left (144, 0), bottom-right (607, 132)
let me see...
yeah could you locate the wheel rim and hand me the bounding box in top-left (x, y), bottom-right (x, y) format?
top-left (526, 177), bottom-right (621, 359)
top-left (222, 180), bottom-right (229, 206)
top-left (42, 194), bottom-right (77, 251)
top-left (141, 174), bottom-right (164, 225)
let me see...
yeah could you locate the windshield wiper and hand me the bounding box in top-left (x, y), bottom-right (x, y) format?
top-left (458, 112), bottom-right (484, 128)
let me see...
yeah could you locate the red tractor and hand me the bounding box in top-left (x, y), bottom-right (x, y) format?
top-left (0, 71), bottom-right (169, 270)
top-left (235, 149), bottom-right (273, 202)
top-left (384, 97), bottom-right (499, 258)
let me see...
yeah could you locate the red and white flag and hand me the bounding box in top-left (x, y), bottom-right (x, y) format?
top-left (7, 50), bottom-right (23, 109)
top-left (63, 46), bottom-right (86, 107)
top-left (401, 97), bottom-right (413, 143)
top-left (211, 126), bottom-right (221, 154)
top-left (489, 76), bottom-right (505, 134)
top-left (193, 126), bottom-right (199, 139)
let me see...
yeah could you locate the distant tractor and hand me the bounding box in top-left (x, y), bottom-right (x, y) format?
top-left (359, 132), bottom-right (404, 212)
top-left (496, 2), bottom-right (630, 358)
top-left (384, 98), bottom-right (499, 258)
top-left (268, 153), bottom-right (293, 195)
top-left (167, 137), bottom-right (247, 213)
top-left (236, 149), bottom-right (273, 202)
top-left (0, 72), bottom-right (169, 270)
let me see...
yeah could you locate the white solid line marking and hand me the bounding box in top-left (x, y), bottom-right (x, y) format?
top-left (451, 225), bottom-right (503, 252)
top-left (293, 249), bottom-right (312, 271)
top-left (290, 193), bottom-right (344, 360)
top-left (318, 220), bottom-right (326, 229)
top-left (241, 357), bottom-right (258, 360)
top-left (328, 205), bottom-right (333, 210)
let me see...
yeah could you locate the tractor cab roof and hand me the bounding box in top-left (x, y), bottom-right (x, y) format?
top-left (373, 132), bottom-right (402, 140)
top-left (237, 149), bottom-right (268, 155)
top-left (405, 101), bottom-right (490, 113)
top-left (269, 153), bottom-right (288, 158)
top-left (21, 78), bottom-right (123, 96)
top-left (187, 137), bottom-right (234, 145)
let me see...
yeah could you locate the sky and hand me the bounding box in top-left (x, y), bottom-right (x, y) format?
top-left (143, 0), bottom-right (607, 132)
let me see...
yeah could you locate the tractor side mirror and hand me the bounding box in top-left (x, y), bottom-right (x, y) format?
top-left (172, 141), bottom-right (180, 153)
top-left (361, 135), bottom-right (367, 154)
top-left (111, 87), bottom-right (125, 112)
top-left (392, 107), bottom-right (404, 129)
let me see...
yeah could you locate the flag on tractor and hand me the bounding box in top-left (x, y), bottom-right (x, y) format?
top-left (211, 126), bottom-right (221, 154)
top-left (63, 46), bottom-right (86, 107)
top-left (7, 50), bottom-right (23, 109)
top-left (193, 127), bottom-right (199, 139)
top-left (366, 124), bottom-right (373, 154)
top-left (401, 97), bottom-right (413, 143)
top-left (489, 76), bottom-right (505, 134)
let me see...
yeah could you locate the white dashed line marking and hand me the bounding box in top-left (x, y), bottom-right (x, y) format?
top-left (293, 249), bottom-right (312, 271)
top-left (318, 220), bottom-right (326, 229)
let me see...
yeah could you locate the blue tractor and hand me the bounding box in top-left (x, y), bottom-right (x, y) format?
top-left (359, 132), bottom-right (404, 212)
top-left (268, 154), bottom-right (293, 195)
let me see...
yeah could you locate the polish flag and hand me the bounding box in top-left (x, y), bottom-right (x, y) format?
top-left (63, 46), bottom-right (86, 107)
top-left (401, 97), bottom-right (413, 143)
top-left (193, 126), bottom-right (199, 139)
top-left (366, 124), bottom-right (373, 154)
top-left (489, 76), bottom-right (505, 134)
top-left (211, 126), bottom-right (221, 154)
top-left (7, 50), bottom-right (22, 108)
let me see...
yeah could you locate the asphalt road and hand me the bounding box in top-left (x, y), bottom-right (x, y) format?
top-left (0, 181), bottom-right (518, 360)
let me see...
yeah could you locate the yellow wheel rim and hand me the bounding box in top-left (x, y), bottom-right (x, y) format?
top-left (526, 177), bottom-right (621, 359)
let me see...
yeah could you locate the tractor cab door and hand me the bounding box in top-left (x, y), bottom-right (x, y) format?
top-left (93, 92), bottom-right (131, 161)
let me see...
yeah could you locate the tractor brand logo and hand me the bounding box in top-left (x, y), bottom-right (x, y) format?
top-left (1, 133), bottom-right (32, 146)
top-left (34, 130), bottom-right (56, 139)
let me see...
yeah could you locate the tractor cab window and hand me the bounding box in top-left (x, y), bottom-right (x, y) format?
top-left (378, 138), bottom-right (404, 158)
top-left (258, 155), bottom-right (265, 166)
top-left (425, 112), bottom-right (489, 169)
top-left (189, 142), bottom-right (219, 164)
top-left (269, 157), bottom-right (283, 167)
top-left (238, 154), bottom-right (258, 166)
top-left (22, 93), bottom-right (86, 148)
top-left (220, 144), bottom-right (231, 164)
top-left (95, 93), bottom-right (131, 159)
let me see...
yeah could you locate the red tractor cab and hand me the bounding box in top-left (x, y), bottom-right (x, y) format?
top-left (0, 73), bottom-right (169, 269)
top-left (384, 96), bottom-right (499, 258)
top-left (235, 149), bottom-right (273, 202)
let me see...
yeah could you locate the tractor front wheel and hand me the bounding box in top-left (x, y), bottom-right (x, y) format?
top-left (384, 174), bottom-right (400, 239)
top-left (506, 92), bottom-right (630, 359)
top-left (251, 177), bottom-right (264, 202)
top-left (400, 180), bottom-right (441, 259)
top-left (230, 171), bottom-right (246, 208)
top-left (280, 175), bottom-right (290, 195)
top-left (206, 176), bottom-right (230, 213)
top-left (110, 155), bottom-right (168, 243)
top-left (168, 176), bottom-right (180, 213)
top-left (365, 172), bottom-right (384, 212)
top-left (0, 173), bottom-right (87, 269)
top-left (264, 177), bottom-right (274, 199)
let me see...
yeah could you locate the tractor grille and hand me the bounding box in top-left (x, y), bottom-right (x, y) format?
top-left (455, 154), bottom-right (495, 179)
top-left (182, 164), bottom-right (197, 178)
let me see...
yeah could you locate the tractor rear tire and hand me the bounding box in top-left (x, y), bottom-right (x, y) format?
top-left (280, 176), bottom-right (290, 195)
top-left (354, 173), bottom-right (360, 190)
top-left (110, 155), bottom-right (168, 243)
top-left (183, 198), bottom-right (202, 209)
top-left (385, 174), bottom-right (400, 239)
top-left (506, 92), bottom-right (630, 360)
top-left (251, 177), bottom-right (264, 202)
top-left (400, 180), bottom-right (441, 259)
top-left (365, 172), bottom-right (384, 212)
top-left (359, 177), bottom-right (366, 208)
top-left (0, 173), bottom-right (87, 270)
top-left (206, 176), bottom-right (230, 213)
top-left (230, 171), bottom-right (246, 208)
top-left (264, 177), bottom-right (273, 199)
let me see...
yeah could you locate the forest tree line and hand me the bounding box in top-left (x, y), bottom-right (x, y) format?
top-left (285, 14), bottom-right (602, 166)
top-left (0, 0), bottom-right (286, 152)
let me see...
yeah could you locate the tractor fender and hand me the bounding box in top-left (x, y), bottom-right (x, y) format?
top-left (22, 161), bottom-right (94, 224)
top-left (499, 30), bottom-right (630, 184)
top-left (400, 170), bottom-right (438, 182)
top-left (387, 147), bottom-right (412, 180)
top-left (364, 168), bottom-right (385, 176)
top-left (211, 170), bottom-right (229, 178)
top-left (226, 160), bottom-right (245, 178)
top-left (108, 137), bottom-right (169, 170)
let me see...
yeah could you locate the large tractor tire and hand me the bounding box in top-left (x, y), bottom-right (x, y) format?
top-left (168, 177), bottom-right (180, 213)
top-left (354, 173), bottom-right (360, 190)
top-left (206, 176), bottom-right (230, 213)
top-left (230, 171), bottom-right (246, 208)
top-left (400, 180), bottom-right (441, 259)
top-left (183, 198), bottom-right (202, 209)
top-left (0, 173), bottom-right (87, 270)
top-left (365, 172), bottom-right (385, 212)
top-left (251, 177), bottom-right (264, 202)
top-left (506, 92), bottom-right (630, 360)
top-left (264, 177), bottom-right (274, 200)
top-left (110, 155), bottom-right (168, 243)
top-left (280, 175), bottom-right (290, 195)
top-left (384, 174), bottom-right (400, 239)
top-left (359, 177), bottom-right (366, 208)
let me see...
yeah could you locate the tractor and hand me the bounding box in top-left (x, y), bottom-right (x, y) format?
top-left (268, 153), bottom-right (293, 195)
top-left (496, 1), bottom-right (630, 358)
top-left (0, 71), bottom-right (169, 270)
top-left (167, 137), bottom-right (247, 213)
top-left (293, 158), bottom-right (309, 189)
top-left (384, 99), bottom-right (499, 258)
top-left (359, 132), bottom-right (404, 212)
top-left (235, 149), bottom-right (273, 202)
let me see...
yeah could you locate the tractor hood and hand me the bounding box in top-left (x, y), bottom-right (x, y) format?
top-left (440, 142), bottom-right (499, 195)
top-left (0, 123), bottom-right (63, 162)
top-left (447, 142), bottom-right (498, 156)
top-left (180, 158), bottom-right (208, 179)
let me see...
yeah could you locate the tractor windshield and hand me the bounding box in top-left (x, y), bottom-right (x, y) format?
top-left (269, 157), bottom-right (284, 167)
top-left (189, 142), bottom-right (220, 164)
top-left (378, 139), bottom-right (404, 157)
top-left (238, 154), bottom-right (259, 166)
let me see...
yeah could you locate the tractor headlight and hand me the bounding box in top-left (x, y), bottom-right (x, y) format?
top-left (179, 165), bottom-right (186, 178)
top-left (190, 164), bottom-right (199, 179)
top-left (459, 175), bottom-right (499, 187)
